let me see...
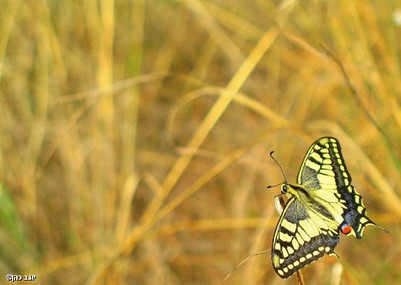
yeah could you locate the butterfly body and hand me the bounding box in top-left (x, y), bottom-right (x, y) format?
top-left (271, 137), bottom-right (377, 278)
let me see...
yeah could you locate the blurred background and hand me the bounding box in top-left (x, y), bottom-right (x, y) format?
top-left (1, 0), bottom-right (400, 284)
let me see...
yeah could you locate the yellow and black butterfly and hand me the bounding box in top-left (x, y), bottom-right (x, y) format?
top-left (271, 137), bottom-right (381, 278)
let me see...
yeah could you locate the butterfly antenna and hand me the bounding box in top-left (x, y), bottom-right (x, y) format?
top-left (267, 151), bottom-right (287, 189)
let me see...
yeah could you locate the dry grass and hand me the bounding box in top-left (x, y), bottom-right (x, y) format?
top-left (1, 0), bottom-right (400, 284)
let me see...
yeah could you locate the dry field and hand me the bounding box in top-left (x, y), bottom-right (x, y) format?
top-left (1, 1), bottom-right (400, 284)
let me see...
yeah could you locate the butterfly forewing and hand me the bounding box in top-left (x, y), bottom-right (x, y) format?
top-left (271, 137), bottom-right (377, 279)
top-left (271, 197), bottom-right (340, 278)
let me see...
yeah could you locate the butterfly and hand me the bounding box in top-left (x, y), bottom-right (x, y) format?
top-left (270, 137), bottom-right (382, 278)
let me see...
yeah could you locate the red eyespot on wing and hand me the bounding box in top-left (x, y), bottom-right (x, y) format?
top-left (341, 224), bottom-right (353, 235)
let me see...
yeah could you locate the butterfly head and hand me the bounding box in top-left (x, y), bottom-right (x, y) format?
top-left (280, 184), bottom-right (288, 194)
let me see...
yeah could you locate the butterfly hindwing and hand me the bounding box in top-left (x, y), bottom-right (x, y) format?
top-left (298, 137), bottom-right (376, 238)
top-left (271, 137), bottom-right (377, 279)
